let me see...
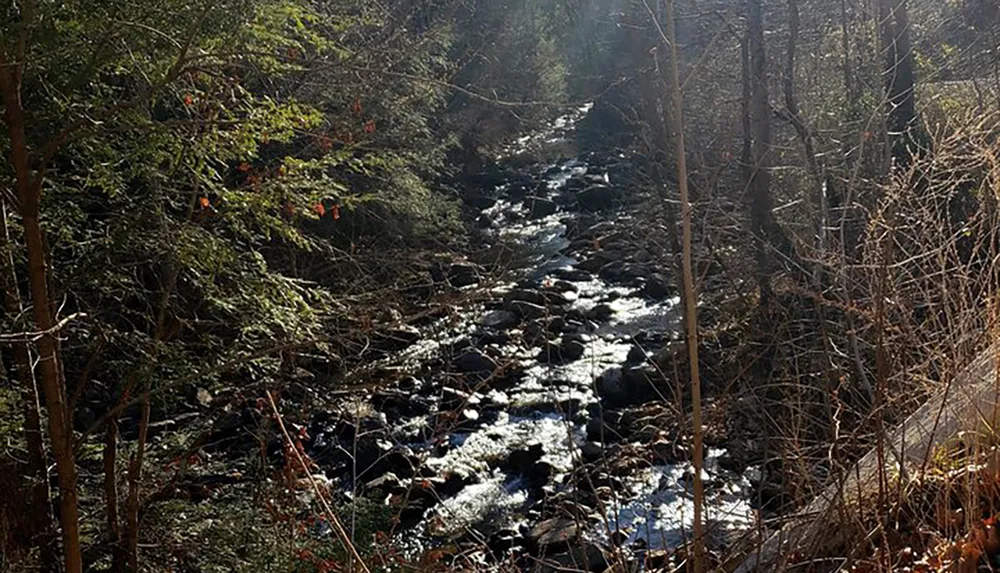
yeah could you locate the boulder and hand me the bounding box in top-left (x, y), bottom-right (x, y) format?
top-left (503, 288), bottom-right (549, 307)
top-left (529, 517), bottom-right (579, 552)
top-left (587, 303), bottom-right (614, 322)
top-left (453, 350), bottom-right (498, 374)
top-left (464, 193), bottom-right (498, 210)
top-left (447, 262), bottom-right (483, 287)
top-left (577, 185), bottom-right (623, 212)
top-left (537, 336), bottom-right (587, 364)
top-left (527, 196), bottom-right (558, 219)
top-left (551, 268), bottom-right (594, 283)
top-left (642, 272), bottom-right (675, 300)
top-left (479, 310), bottom-right (519, 330)
top-left (506, 443), bottom-right (545, 473)
top-left (507, 300), bottom-right (547, 320)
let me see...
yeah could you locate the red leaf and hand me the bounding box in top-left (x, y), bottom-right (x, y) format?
top-left (199, 197), bottom-right (210, 209)
top-left (314, 203), bottom-right (326, 217)
top-left (183, 94), bottom-right (194, 106)
top-left (237, 162), bottom-right (252, 172)
top-left (331, 204), bottom-right (341, 220)
top-left (364, 119), bottom-right (376, 134)
top-left (352, 97), bottom-right (363, 115)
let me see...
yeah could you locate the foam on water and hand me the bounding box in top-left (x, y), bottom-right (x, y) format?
top-left (604, 449), bottom-right (756, 551)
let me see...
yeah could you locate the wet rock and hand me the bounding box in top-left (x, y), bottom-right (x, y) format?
top-left (551, 268), bottom-right (594, 282)
top-left (587, 303), bottom-right (614, 322)
top-left (527, 196), bottom-right (558, 219)
top-left (626, 345), bottom-right (647, 365)
top-left (598, 260), bottom-right (651, 284)
top-left (650, 440), bottom-right (690, 465)
top-left (580, 221), bottom-right (617, 240)
top-left (585, 412), bottom-right (623, 443)
top-left (425, 472), bottom-right (471, 498)
top-left (596, 366), bottom-right (659, 407)
top-left (503, 288), bottom-right (549, 307)
top-left (575, 255), bottom-right (611, 274)
top-left (546, 316), bottom-right (568, 334)
top-left (464, 192), bottom-right (498, 210)
top-left (507, 300), bottom-right (547, 320)
top-left (530, 517), bottom-right (578, 549)
top-left (541, 290), bottom-right (576, 305)
top-left (365, 472), bottom-right (406, 498)
top-left (546, 280), bottom-right (579, 293)
top-left (507, 181), bottom-right (532, 200)
top-left (447, 262), bottom-right (483, 287)
top-left (580, 442), bottom-right (604, 463)
top-left (488, 528), bottom-right (525, 556)
top-left (506, 443), bottom-right (545, 473)
top-left (440, 386), bottom-right (476, 411)
top-left (475, 329), bottom-right (511, 347)
top-left (642, 272), bottom-right (675, 300)
top-left (375, 325), bottom-right (422, 351)
top-left (537, 336), bottom-right (587, 364)
top-left (479, 309), bottom-right (519, 330)
top-left (397, 376), bottom-right (422, 392)
top-left (563, 177), bottom-right (588, 192)
top-left (577, 185), bottom-right (623, 212)
top-left (372, 390), bottom-right (432, 418)
top-left (453, 350), bottom-right (498, 374)
top-left (526, 461), bottom-right (554, 490)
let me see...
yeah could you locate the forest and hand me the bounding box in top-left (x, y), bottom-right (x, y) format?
top-left (3, 0), bottom-right (1000, 571)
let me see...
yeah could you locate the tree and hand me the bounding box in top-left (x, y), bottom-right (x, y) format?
top-left (879, 0), bottom-right (922, 164)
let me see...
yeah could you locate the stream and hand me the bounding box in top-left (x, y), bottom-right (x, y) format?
top-left (307, 107), bottom-right (757, 570)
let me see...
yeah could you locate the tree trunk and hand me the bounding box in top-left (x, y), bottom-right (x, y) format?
top-left (0, 201), bottom-right (56, 570)
top-left (663, 2), bottom-right (704, 570)
top-left (125, 256), bottom-right (178, 572)
top-left (747, 0), bottom-right (784, 300)
top-left (880, 0), bottom-right (921, 163)
top-left (0, 50), bottom-right (84, 573)
top-left (105, 420), bottom-right (125, 573)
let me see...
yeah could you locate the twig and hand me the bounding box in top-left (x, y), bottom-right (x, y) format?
top-left (266, 391), bottom-right (371, 573)
top-left (0, 312), bottom-right (86, 343)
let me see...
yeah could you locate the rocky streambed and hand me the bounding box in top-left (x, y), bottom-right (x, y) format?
top-left (294, 111), bottom-right (758, 570)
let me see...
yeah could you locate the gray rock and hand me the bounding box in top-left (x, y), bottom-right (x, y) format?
top-left (464, 193), bottom-right (497, 210)
top-left (527, 196), bottom-right (558, 219)
top-left (507, 300), bottom-right (547, 320)
top-left (479, 310), bottom-right (519, 330)
top-left (577, 185), bottom-right (623, 212)
top-left (642, 272), bottom-right (675, 300)
top-left (588, 303), bottom-right (614, 321)
top-left (448, 262), bottom-right (483, 287)
top-left (551, 268), bottom-right (594, 282)
top-left (530, 517), bottom-right (579, 549)
top-left (453, 350), bottom-right (498, 374)
top-left (503, 288), bottom-right (549, 307)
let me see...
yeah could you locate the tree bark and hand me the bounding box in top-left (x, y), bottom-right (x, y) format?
top-left (880, 0), bottom-right (920, 164)
top-left (747, 0), bottom-right (785, 300)
top-left (663, 2), bottom-right (704, 570)
top-left (0, 49), bottom-right (84, 573)
top-left (0, 201), bottom-right (56, 569)
top-left (105, 420), bottom-right (125, 573)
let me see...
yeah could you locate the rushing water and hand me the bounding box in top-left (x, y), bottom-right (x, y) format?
top-left (320, 105), bottom-right (756, 567)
